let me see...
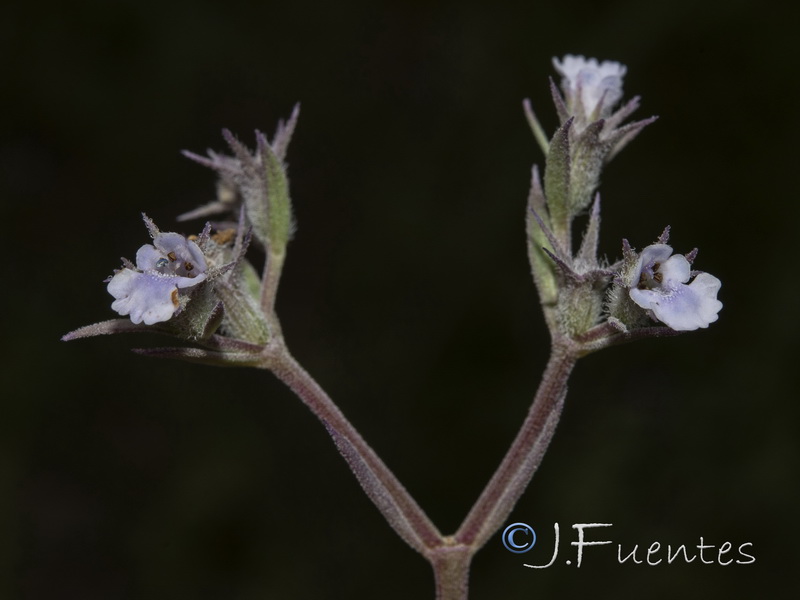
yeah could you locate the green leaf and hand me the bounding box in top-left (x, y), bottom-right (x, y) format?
top-left (569, 120), bottom-right (609, 215)
top-left (257, 132), bottom-right (294, 255)
top-left (543, 118), bottom-right (572, 240)
top-left (526, 167), bottom-right (558, 308)
top-left (215, 281), bottom-right (271, 344)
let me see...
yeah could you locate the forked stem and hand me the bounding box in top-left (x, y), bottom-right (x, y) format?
top-left (263, 336), bottom-right (578, 599)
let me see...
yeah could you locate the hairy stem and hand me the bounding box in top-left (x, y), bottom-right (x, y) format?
top-left (263, 337), bottom-right (579, 599)
top-left (430, 541), bottom-right (472, 600)
top-left (263, 343), bottom-right (444, 552)
top-left (455, 341), bottom-right (577, 549)
top-left (260, 249), bottom-right (285, 318)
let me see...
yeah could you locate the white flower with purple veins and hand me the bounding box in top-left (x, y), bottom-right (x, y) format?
top-left (553, 54), bottom-right (627, 121)
top-left (108, 232), bottom-right (208, 325)
top-left (629, 244), bottom-right (722, 331)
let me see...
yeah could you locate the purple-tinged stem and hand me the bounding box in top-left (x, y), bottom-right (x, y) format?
top-left (263, 336), bottom-right (582, 599)
top-left (455, 341), bottom-right (577, 549)
top-left (262, 343), bottom-right (444, 554)
top-left (430, 540), bottom-right (472, 600)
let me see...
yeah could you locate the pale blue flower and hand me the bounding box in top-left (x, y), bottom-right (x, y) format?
top-left (629, 244), bottom-right (722, 331)
top-left (553, 55), bottom-right (627, 122)
top-left (108, 230), bottom-right (208, 325)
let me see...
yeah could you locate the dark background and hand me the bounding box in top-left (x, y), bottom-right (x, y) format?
top-left (2, 0), bottom-right (797, 598)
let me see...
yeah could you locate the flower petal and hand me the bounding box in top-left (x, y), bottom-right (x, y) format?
top-left (659, 254), bottom-right (691, 286)
top-left (630, 272), bottom-right (722, 331)
top-left (135, 244), bottom-right (164, 271)
top-left (553, 55), bottom-right (627, 119)
top-left (639, 243), bottom-right (673, 269)
top-left (630, 243), bottom-right (672, 286)
top-left (108, 269), bottom-right (181, 325)
top-left (154, 233), bottom-right (208, 276)
top-left (174, 272), bottom-right (207, 289)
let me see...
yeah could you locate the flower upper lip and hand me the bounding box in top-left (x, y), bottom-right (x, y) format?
top-left (137, 232), bottom-right (208, 279)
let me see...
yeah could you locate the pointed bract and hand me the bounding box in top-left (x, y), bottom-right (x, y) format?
top-left (526, 166), bottom-right (558, 311)
top-left (543, 118), bottom-right (573, 239)
top-left (604, 95), bottom-right (641, 131)
top-left (132, 346), bottom-right (263, 367)
top-left (569, 119), bottom-right (610, 215)
top-left (576, 195), bottom-right (601, 270)
top-left (605, 116), bottom-right (658, 163)
top-left (548, 77), bottom-right (571, 124)
top-left (272, 103), bottom-right (301, 163)
top-left (523, 98), bottom-right (550, 156)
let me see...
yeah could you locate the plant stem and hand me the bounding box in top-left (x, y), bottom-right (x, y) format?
top-left (455, 340), bottom-right (577, 549)
top-left (263, 343), bottom-right (444, 552)
top-left (430, 541), bottom-right (472, 600)
top-left (264, 337), bottom-right (579, 599)
top-left (260, 249), bottom-right (285, 318)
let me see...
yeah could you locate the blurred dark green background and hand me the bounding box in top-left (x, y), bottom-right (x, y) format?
top-left (2, 0), bottom-right (797, 598)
